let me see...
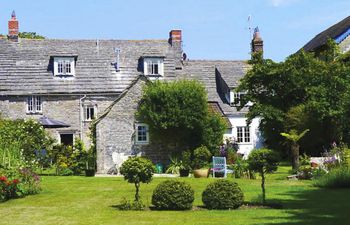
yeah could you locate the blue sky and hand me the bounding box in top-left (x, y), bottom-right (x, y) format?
top-left (0, 0), bottom-right (349, 61)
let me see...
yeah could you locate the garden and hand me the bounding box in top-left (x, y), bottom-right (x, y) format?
top-left (2, 41), bottom-right (350, 224)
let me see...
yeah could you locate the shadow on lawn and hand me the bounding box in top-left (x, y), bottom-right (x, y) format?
top-left (254, 187), bottom-right (350, 225)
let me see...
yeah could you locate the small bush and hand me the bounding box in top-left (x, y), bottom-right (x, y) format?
top-left (202, 180), bottom-right (244, 209)
top-left (152, 180), bottom-right (194, 210)
top-left (192, 146), bottom-right (212, 169)
top-left (314, 166), bottom-right (350, 188)
top-left (120, 157), bottom-right (155, 203)
top-left (118, 197), bottom-right (145, 211)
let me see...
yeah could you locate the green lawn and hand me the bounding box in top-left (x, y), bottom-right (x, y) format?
top-left (1, 166), bottom-right (350, 225)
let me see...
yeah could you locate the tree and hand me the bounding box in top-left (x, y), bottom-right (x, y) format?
top-left (137, 80), bottom-right (226, 153)
top-left (248, 149), bottom-right (279, 204)
top-left (18, 32), bottom-right (45, 39)
top-left (0, 118), bottom-right (53, 168)
top-left (119, 157), bottom-right (155, 202)
top-left (280, 129), bottom-right (309, 170)
top-left (238, 39), bottom-right (350, 159)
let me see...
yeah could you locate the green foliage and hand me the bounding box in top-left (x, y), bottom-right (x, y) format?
top-left (202, 180), bottom-right (244, 209)
top-left (248, 148), bottom-right (279, 203)
top-left (314, 166), bottom-right (350, 188)
top-left (181, 150), bottom-right (192, 170)
top-left (0, 167), bottom-right (41, 202)
top-left (49, 139), bottom-right (92, 175)
top-left (281, 129), bottom-right (309, 143)
top-left (299, 153), bottom-right (311, 166)
top-left (18, 32), bottom-right (45, 39)
top-left (238, 40), bottom-right (350, 157)
top-left (233, 157), bottom-right (255, 179)
top-left (248, 149), bottom-right (279, 174)
top-left (0, 118), bottom-right (53, 169)
top-left (165, 156), bottom-right (182, 174)
top-left (137, 80), bottom-right (226, 152)
top-left (152, 180), bottom-right (194, 210)
top-left (192, 146), bottom-right (212, 169)
top-left (120, 157), bottom-right (155, 202)
top-left (118, 197), bottom-right (145, 211)
top-left (202, 112), bottom-right (227, 153)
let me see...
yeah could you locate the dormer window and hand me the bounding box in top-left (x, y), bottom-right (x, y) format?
top-left (143, 57), bottom-right (164, 77)
top-left (53, 57), bottom-right (75, 76)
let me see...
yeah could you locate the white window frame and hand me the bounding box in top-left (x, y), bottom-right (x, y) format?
top-left (230, 91), bottom-right (245, 106)
top-left (54, 57), bottom-right (75, 76)
top-left (27, 96), bottom-right (42, 114)
top-left (84, 105), bottom-right (97, 121)
top-left (135, 123), bottom-right (149, 145)
top-left (143, 58), bottom-right (164, 76)
top-left (236, 126), bottom-right (251, 143)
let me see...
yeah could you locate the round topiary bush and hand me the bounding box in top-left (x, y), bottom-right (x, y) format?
top-left (202, 180), bottom-right (244, 209)
top-left (152, 180), bottom-right (194, 210)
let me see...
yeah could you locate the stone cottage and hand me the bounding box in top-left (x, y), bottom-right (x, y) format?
top-left (0, 12), bottom-right (263, 174)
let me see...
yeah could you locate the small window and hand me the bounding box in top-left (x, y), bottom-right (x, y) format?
top-left (237, 126), bottom-right (250, 143)
top-left (230, 91), bottom-right (245, 106)
top-left (54, 57), bottom-right (75, 76)
top-left (85, 106), bottom-right (96, 121)
top-left (144, 58), bottom-right (164, 76)
top-left (27, 96), bottom-right (42, 114)
top-left (135, 123), bottom-right (149, 144)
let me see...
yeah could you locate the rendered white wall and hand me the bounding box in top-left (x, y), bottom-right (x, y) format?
top-left (224, 116), bottom-right (263, 158)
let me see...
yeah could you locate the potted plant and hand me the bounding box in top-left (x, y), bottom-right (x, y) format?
top-left (192, 146), bottom-right (212, 178)
top-left (179, 150), bottom-right (191, 177)
top-left (165, 156), bottom-right (182, 175)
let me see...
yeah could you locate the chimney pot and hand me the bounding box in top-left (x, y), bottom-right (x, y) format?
top-left (169, 30), bottom-right (182, 45)
top-left (8, 10), bottom-right (19, 42)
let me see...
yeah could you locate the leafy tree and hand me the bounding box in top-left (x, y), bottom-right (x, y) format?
top-left (238, 39), bottom-right (350, 160)
top-left (248, 149), bottom-right (279, 204)
top-left (120, 157), bottom-right (155, 202)
top-left (0, 118), bottom-right (53, 168)
top-left (137, 80), bottom-right (226, 153)
top-left (18, 32), bottom-right (45, 39)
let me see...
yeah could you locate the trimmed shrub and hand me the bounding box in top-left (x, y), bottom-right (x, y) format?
top-left (202, 180), bottom-right (244, 209)
top-left (314, 166), bottom-right (350, 188)
top-left (152, 180), bottom-right (194, 210)
top-left (120, 157), bottom-right (155, 203)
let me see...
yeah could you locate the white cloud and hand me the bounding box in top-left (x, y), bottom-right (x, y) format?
top-left (268, 0), bottom-right (299, 7)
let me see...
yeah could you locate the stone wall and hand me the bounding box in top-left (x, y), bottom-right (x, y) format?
top-left (0, 94), bottom-right (117, 147)
top-left (95, 77), bottom-right (147, 173)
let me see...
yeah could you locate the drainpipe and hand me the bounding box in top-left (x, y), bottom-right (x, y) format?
top-left (79, 95), bottom-right (87, 140)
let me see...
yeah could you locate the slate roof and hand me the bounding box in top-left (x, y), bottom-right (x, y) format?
top-left (215, 62), bottom-right (250, 88)
top-left (0, 38), bottom-right (170, 95)
top-left (303, 16), bottom-right (350, 51)
top-left (181, 60), bottom-right (249, 116)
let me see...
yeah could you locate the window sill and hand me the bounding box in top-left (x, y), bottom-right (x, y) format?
top-left (135, 141), bottom-right (149, 145)
top-left (26, 112), bottom-right (43, 115)
top-left (237, 142), bottom-right (252, 145)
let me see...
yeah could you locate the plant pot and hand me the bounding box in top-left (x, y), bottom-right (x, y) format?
top-left (179, 169), bottom-right (190, 177)
top-left (85, 169), bottom-right (95, 177)
top-left (193, 169), bottom-right (209, 178)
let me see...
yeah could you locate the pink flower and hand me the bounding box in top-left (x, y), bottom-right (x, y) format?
top-left (0, 176), bottom-right (7, 182)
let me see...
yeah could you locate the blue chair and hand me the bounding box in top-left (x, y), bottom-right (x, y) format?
top-left (212, 156), bottom-right (233, 178)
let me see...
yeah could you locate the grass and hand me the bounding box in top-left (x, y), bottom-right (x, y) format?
top-left (0, 166), bottom-right (350, 225)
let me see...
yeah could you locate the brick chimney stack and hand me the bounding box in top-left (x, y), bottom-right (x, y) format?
top-left (169, 30), bottom-right (182, 46)
top-left (8, 10), bottom-right (19, 42)
top-left (251, 27), bottom-right (263, 54)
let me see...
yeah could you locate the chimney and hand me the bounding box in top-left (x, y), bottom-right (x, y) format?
top-left (8, 10), bottom-right (19, 42)
top-left (251, 27), bottom-right (263, 54)
top-left (169, 30), bottom-right (182, 46)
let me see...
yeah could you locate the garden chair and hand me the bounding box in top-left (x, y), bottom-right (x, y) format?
top-left (212, 156), bottom-right (233, 178)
